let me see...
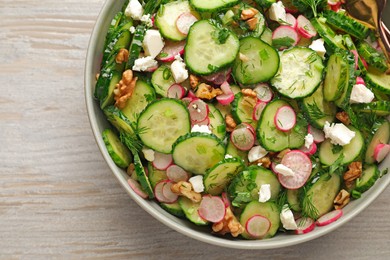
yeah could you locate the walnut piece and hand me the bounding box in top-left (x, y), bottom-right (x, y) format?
top-left (225, 114), bottom-right (237, 132)
top-left (240, 8), bottom-right (259, 20)
top-left (114, 70), bottom-right (138, 109)
top-left (334, 189), bottom-right (350, 209)
top-left (343, 161), bottom-right (362, 183)
top-left (212, 207), bottom-right (244, 237)
top-left (195, 83), bottom-right (223, 100)
top-left (336, 111), bottom-right (351, 125)
top-left (170, 181), bottom-right (202, 203)
top-left (246, 17), bottom-right (259, 31)
top-left (251, 156), bottom-right (272, 168)
top-left (241, 88), bottom-right (257, 98)
top-left (115, 48), bottom-right (129, 64)
top-left (189, 74), bottom-right (200, 89)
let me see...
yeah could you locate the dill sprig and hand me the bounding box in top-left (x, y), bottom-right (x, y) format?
top-left (120, 132), bottom-right (143, 154)
top-left (292, 0), bottom-right (327, 18)
top-left (300, 187), bottom-right (320, 220)
top-left (306, 101), bottom-right (327, 120)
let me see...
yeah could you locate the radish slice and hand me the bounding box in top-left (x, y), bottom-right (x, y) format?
top-left (374, 143), bottom-right (390, 162)
top-left (308, 125), bottom-right (325, 143)
top-left (188, 99), bottom-right (209, 122)
top-left (272, 25), bottom-right (300, 50)
top-left (315, 209), bottom-right (343, 226)
top-left (154, 180), bottom-right (169, 203)
top-left (162, 181), bottom-right (179, 204)
top-left (285, 13), bottom-right (297, 29)
top-left (152, 152), bottom-right (173, 170)
top-left (245, 215), bottom-right (271, 238)
top-left (202, 68), bottom-right (232, 85)
top-left (191, 117), bottom-right (210, 128)
top-left (356, 76), bottom-right (365, 85)
top-left (168, 83), bottom-right (186, 99)
top-left (127, 178), bottom-right (148, 199)
top-left (157, 40), bottom-right (185, 62)
top-left (277, 150), bottom-right (312, 189)
top-left (242, 122), bottom-right (256, 136)
top-left (329, 2), bottom-right (342, 12)
top-left (253, 83), bottom-right (273, 103)
top-left (187, 90), bottom-right (197, 99)
top-left (274, 105), bottom-right (296, 132)
top-left (350, 50), bottom-right (359, 69)
top-left (198, 195), bottom-right (226, 223)
top-left (299, 142), bottom-right (317, 156)
top-left (327, 0), bottom-right (340, 5)
top-left (221, 192), bottom-right (231, 208)
top-left (216, 93), bottom-right (235, 105)
top-left (220, 81), bottom-right (233, 95)
top-left (230, 124), bottom-right (256, 151)
top-left (297, 15), bottom-right (317, 38)
top-left (252, 101), bottom-right (267, 121)
top-left (295, 217), bottom-right (315, 234)
top-left (176, 12), bottom-right (198, 35)
top-left (166, 164), bottom-right (189, 182)
top-left (146, 65), bottom-right (158, 73)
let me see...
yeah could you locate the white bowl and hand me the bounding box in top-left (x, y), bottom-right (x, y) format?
top-left (85, 0), bottom-right (390, 249)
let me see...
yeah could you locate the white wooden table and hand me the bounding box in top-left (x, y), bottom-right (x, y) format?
top-left (1, 0), bottom-right (389, 258)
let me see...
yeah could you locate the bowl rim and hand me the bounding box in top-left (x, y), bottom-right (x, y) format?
top-left (84, 0), bottom-right (390, 250)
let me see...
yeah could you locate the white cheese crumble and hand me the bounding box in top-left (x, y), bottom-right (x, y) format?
top-left (189, 175), bottom-right (204, 193)
top-left (323, 121), bottom-right (356, 146)
top-left (141, 14), bottom-right (153, 27)
top-left (125, 0), bottom-right (143, 20)
top-left (132, 56), bottom-right (158, 71)
top-left (304, 133), bottom-right (314, 149)
top-left (258, 184), bottom-right (271, 203)
top-left (142, 148), bottom-right (155, 162)
top-left (225, 154), bottom-right (233, 159)
top-left (248, 145), bottom-right (268, 163)
top-left (269, 1), bottom-right (287, 24)
top-left (171, 59), bottom-right (188, 83)
top-left (350, 84), bottom-right (375, 104)
top-left (129, 26), bottom-right (136, 34)
top-left (280, 205), bottom-right (298, 230)
top-left (191, 124), bottom-right (212, 134)
top-left (143, 29), bottom-right (164, 58)
top-left (309, 38), bottom-right (326, 59)
top-left (275, 164), bottom-right (295, 177)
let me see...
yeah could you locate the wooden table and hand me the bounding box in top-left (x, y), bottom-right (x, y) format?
top-left (1, 0), bottom-right (389, 258)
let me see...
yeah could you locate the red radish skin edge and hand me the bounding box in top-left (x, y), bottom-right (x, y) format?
top-left (254, 83), bottom-right (273, 103)
top-left (297, 15), bottom-right (317, 38)
top-left (245, 215), bottom-right (271, 238)
top-left (308, 125), bottom-right (325, 143)
top-left (285, 13), bottom-right (297, 29)
top-left (167, 84), bottom-right (186, 99)
top-left (157, 40), bottom-right (185, 62)
top-left (299, 142), bottom-right (317, 156)
top-left (274, 105), bottom-right (297, 132)
top-left (315, 209), bottom-right (343, 227)
top-left (295, 217), bottom-right (315, 234)
top-left (272, 25), bottom-right (300, 49)
top-left (188, 99), bottom-right (209, 122)
top-left (278, 150), bottom-right (312, 189)
top-left (127, 178), bottom-right (148, 199)
top-left (221, 192), bottom-right (231, 208)
top-left (220, 81), bottom-right (233, 95)
top-left (162, 181), bottom-right (179, 204)
top-left (356, 76), bottom-right (365, 85)
top-left (154, 180), bottom-right (170, 203)
top-left (252, 101), bottom-right (267, 121)
top-left (374, 143), bottom-right (390, 162)
top-left (191, 117), bottom-right (210, 127)
top-left (176, 12), bottom-right (198, 35)
top-left (152, 152), bottom-right (173, 171)
top-left (198, 196), bottom-right (226, 223)
top-left (216, 93), bottom-right (235, 105)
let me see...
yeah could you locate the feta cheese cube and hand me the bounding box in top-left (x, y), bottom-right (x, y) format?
top-left (304, 133), bottom-right (314, 149)
top-left (275, 164), bottom-right (295, 177)
top-left (248, 145), bottom-right (268, 163)
top-left (143, 30), bottom-right (164, 58)
top-left (141, 14), bottom-right (153, 27)
top-left (191, 124), bottom-right (212, 134)
top-left (125, 0), bottom-right (143, 21)
top-left (129, 26), bottom-right (136, 34)
top-left (258, 184), bottom-right (271, 203)
top-left (350, 84), bottom-right (375, 104)
top-left (171, 59), bottom-right (188, 83)
top-left (189, 175), bottom-right (204, 193)
top-left (269, 1), bottom-right (287, 24)
top-left (280, 205), bottom-right (298, 230)
top-left (142, 148), bottom-right (155, 162)
top-left (132, 56), bottom-right (158, 72)
top-left (309, 38), bottom-right (326, 59)
top-left (323, 121), bottom-right (356, 146)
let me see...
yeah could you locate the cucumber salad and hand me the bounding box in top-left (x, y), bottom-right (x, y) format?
top-left (95, 0), bottom-right (390, 239)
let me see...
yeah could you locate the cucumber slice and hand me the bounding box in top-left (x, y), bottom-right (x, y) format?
top-left (287, 189), bottom-right (301, 212)
top-left (343, 34), bottom-right (367, 73)
top-left (334, 51), bottom-right (356, 109)
top-left (203, 157), bottom-right (244, 195)
top-left (355, 165), bottom-right (380, 193)
top-left (260, 27), bottom-right (273, 45)
top-left (137, 99), bottom-right (191, 153)
top-left (233, 37), bottom-right (279, 85)
top-left (365, 67), bottom-right (390, 94)
top-left (102, 28), bottom-right (132, 66)
top-left (226, 138), bottom-right (249, 165)
top-left (102, 129), bottom-right (132, 168)
top-left (306, 173), bottom-right (341, 218)
top-left (365, 120), bottom-right (390, 163)
top-left (126, 24), bottom-right (146, 69)
top-left (133, 153), bottom-right (154, 199)
top-left (311, 17), bottom-right (345, 51)
top-left (270, 47), bottom-right (324, 99)
top-left (208, 103), bottom-right (226, 140)
top-left (151, 65), bottom-right (176, 97)
top-left (257, 100), bottom-right (306, 152)
top-left (147, 163), bottom-right (168, 188)
top-left (301, 84), bottom-right (336, 129)
top-left (240, 201), bottom-right (280, 239)
top-left (189, 0), bottom-right (239, 12)
top-left (172, 133), bottom-right (226, 175)
top-left (178, 197), bottom-right (208, 225)
top-left (155, 1), bottom-right (200, 41)
top-left (357, 42), bottom-right (388, 73)
top-left (352, 101), bottom-right (390, 116)
top-left (319, 126), bottom-right (365, 166)
top-left (121, 80), bottom-right (156, 126)
top-left (323, 52), bottom-right (348, 101)
top-left (231, 92), bottom-right (257, 128)
top-left (184, 19), bottom-right (240, 75)
top-left (228, 166), bottom-right (281, 207)
top-left (160, 201), bottom-right (185, 218)
top-left (104, 106), bottom-right (135, 135)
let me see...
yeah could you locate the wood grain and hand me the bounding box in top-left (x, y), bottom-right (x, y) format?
top-left (0, 0), bottom-right (389, 259)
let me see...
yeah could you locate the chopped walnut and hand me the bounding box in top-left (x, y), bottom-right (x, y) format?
top-left (251, 156), bottom-right (272, 168)
top-left (343, 161), bottom-right (362, 183)
top-left (334, 189), bottom-right (350, 209)
top-left (115, 48), bottom-right (129, 64)
top-left (212, 207), bottom-right (244, 237)
top-left (189, 74), bottom-right (200, 89)
top-left (246, 17), bottom-right (258, 31)
top-left (241, 88), bottom-right (257, 99)
top-left (114, 70), bottom-right (138, 109)
top-left (336, 111), bottom-right (351, 125)
top-left (240, 8), bottom-right (259, 20)
top-left (170, 181), bottom-right (202, 203)
top-left (225, 114), bottom-right (237, 132)
top-left (195, 83), bottom-right (223, 100)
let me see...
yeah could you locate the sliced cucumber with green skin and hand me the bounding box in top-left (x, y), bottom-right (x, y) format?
top-left (103, 12), bottom-right (124, 51)
top-left (203, 157), bottom-right (244, 196)
top-left (311, 17), bottom-right (345, 52)
top-left (343, 34), bottom-right (367, 73)
top-left (137, 99), bottom-right (191, 154)
top-left (323, 52), bottom-right (348, 101)
top-left (155, 1), bottom-right (200, 41)
top-left (365, 67), bottom-right (390, 94)
top-left (178, 197), bottom-right (208, 225)
top-left (231, 92), bottom-right (257, 128)
top-left (208, 103), bottom-right (226, 140)
top-left (240, 201), bottom-right (280, 239)
top-left (301, 84), bottom-right (336, 129)
top-left (147, 163), bottom-right (168, 188)
top-left (335, 51), bottom-right (356, 109)
top-left (133, 153), bottom-right (154, 199)
top-left (260, 27), bottom-right (273, 45)
top-left (121, 80), bottom-right (156, 126)
top-left (126, 24), bottom-right (146, 70)
top-left (102, 26), bottom-right (132, 66)
top-left (319, 126), bottom-right (365, 166)
top-left (160, 201), bottom-right (185, 218)
top-left (287, 189), bottom-right (301, 212)
top-left (322, 10), bottom-right (369, 40)
top-left (365, 120), bottom-right (390, 164)
top-left (228, 166), bottom-right (281, 208)
top-left (306, 173), bottom-right (341, 218)
top-left (99, 70), bottom-right (123, 109)
top-left (233, 37), bottom-right (279, 85)
top-left (151, 65), bottom-right (176, 97)
top-left (172, 133), bottom-right (225, 175)
top-left (189, 0), bottom-right (239, 12)
top-left (104, 106), bottom-right (135, 135)
top-left (352, 101), bottom-right (390, 116)
top-left (102, 129), bottom-right (132, 168)
top-left (357, 42), bottom-right (388, 73)
top-left (270, 47), bottom-right (324, 99)
top-left (257, 100), bottom-right (306, 152)
top-left (355, 165), bottom-right (380, 193)
top-left (184, 19), bottom-right (240, 75)
top-left (226, 138), bottom-right (249, 165)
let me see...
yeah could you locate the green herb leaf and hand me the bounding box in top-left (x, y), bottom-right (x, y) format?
top-left (272, 37), bottom-right (295, 49)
